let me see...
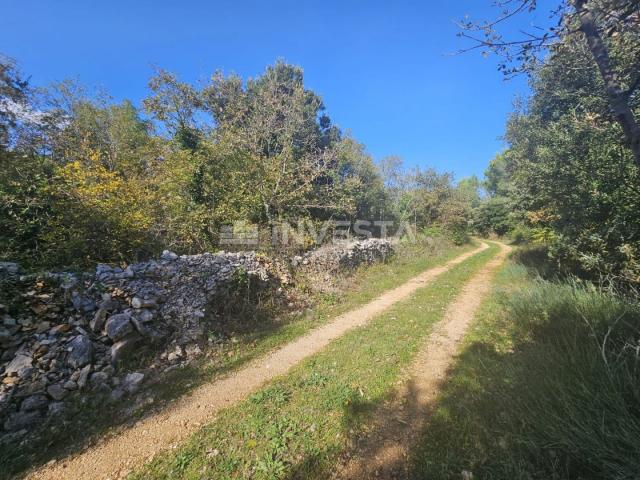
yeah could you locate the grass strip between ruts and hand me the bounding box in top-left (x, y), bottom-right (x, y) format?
top-left (130, 243), bottom-right (499, 479)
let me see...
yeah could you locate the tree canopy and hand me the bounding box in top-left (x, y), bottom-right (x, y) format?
top-left (0, 59), bottom-right (478, 268)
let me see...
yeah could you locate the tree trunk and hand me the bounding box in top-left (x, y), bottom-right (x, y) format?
top-left (574, 0), bottom-right (640, 168)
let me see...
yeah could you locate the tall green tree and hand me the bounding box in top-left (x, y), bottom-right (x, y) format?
top-left (0, 55), bottom-right (29, 149)
top-left (505, 32), bottom-right (639, 283)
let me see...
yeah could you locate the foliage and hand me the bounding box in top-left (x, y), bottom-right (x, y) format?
top-left (195, 62), bottom-right (364, 225)
top-left (483, 152), bottom-right (511, 197)
top-left (377, 160), bottom-right (478, 241)
top-left (474, 18), bottom-right (640, 286)
top-left (0, 56), bottom-right (474, 268)
top-left (459, 0), bottom-right (640, 166)
top-left (0, 55), bottom-right (29, 149)
top-left (509, 224), bottom-right (534, 245)
top-left (0, 152), bottom-right (53, 264)
top-left (508, 33), bottom-right (640, 285)
top-left (143, 68), bottom-right (203, 150)
top-left (42, 152), bottom-right (159, 265)
top-left (0, 60), bottom-right (401, 268)
top-left (474, 196), bottom-right (514, 237)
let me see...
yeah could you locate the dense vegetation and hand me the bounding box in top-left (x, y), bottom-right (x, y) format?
top-left (0, 58), bottom-right (479, 269)
top-left (472, 0), bottom-right (640, 288)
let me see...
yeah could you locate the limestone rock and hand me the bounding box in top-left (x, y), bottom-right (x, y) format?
top-left (66, 335), bottom-right (93, 368)
top-left (105, 313), bottom-right (133, 341)
top-left (131, 297), bottom-right (156, 309)
top-left (20, 395), bottom-right (48, 412)
top-left (76, 364), bottom-right (92, 389)
top-left (122, 372), bottom-right (145, 394)
top-left (63, 380), bottom-right (78, 390)
top-left (46, 384), bottom-right (68, 401)
top-left (90, 307), bottom-right (108, 332)
top-left (110, 334), bottom-right (141, 364)
top-left (89, 371), bottom-right (110, 388)
top-left (5, 353), bottom-right (33, 377)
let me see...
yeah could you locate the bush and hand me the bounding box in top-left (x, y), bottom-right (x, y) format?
top-left (0, 152), bottom-right (54, 266)
top-left (509, 225), bottom-right (533, 245)
top-left (447, 221), bottom-right (470, 245)
top-left (42, 155), bottom-right (160, 266)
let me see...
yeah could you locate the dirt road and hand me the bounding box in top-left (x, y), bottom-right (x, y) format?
top-left (335, 242), bottom-right (510, 479)
top-left (27, 243), bottom-right (489, 480)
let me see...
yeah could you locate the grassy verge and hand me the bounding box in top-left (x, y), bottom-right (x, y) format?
top-left (197, 236), bottom-right (477, 381)
top-left (143, 236), bottom-right (478, 418)
top-left (128, 243), bottom-right (499, 479)
top-left (1, 236), bottom-right (473, 479)
top-left (409, 254), bottom-right (640, 479)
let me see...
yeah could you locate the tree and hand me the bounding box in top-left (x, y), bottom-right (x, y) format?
top-left (458, 0), bottom-right (640, 166)
top-left (456, 176), bottom-right (482, 208)
top-left (501, 29), bottom-right (640, 284)
top-left (0, 56), bottom-right (30, 149)
top-left (475, 196), bottom-right (514, 236)
top-left (377, 155), bottom-right (410, 223)
top-left (198, 62), bottom-right (348, 224)
top-left (484, 152), bottom-right (512, 197)
top-left (143, 68), bottom-right (203, 150)
top-left (333, 136), bottom-right (387, 222)
top-left (46, 87), bottom-right (155, 173)
top-left (1, 58), bottom-right (391, 267)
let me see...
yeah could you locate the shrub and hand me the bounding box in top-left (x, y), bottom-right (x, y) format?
top-left (42, 153), bottom-right (160, 266)
top-left (509, 225), bottom-right (533, 245)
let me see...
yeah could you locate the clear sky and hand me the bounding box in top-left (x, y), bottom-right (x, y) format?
top-left (1, 0), bottom-right (554, 180)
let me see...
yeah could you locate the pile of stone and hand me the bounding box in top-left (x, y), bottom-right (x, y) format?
top-left (0, 251), bottom-right (286, 442)
top-left (292, 238), bottom-right (394, 272)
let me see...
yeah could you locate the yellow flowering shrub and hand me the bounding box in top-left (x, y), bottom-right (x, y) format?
top-left (42, 152), bottom-right (159, 266)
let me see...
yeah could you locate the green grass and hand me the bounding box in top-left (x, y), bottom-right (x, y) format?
top-left (409, 255), bottom-right (640, 479)
top-left (128, 243), bottom-right (500, 479)
top-left (202, 236), bottom-right (477, 378)
top-left (0, 236), bottom-right (473, 479)
top-left (147, 236), bottom-right (477, 407)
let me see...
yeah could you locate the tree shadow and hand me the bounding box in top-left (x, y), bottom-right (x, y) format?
top-left (282, 288), bottom-right (640, 480)
top-left (281, 374), bottom-right (443, 480)
top-left (405, 313), bottom-right (640, 479)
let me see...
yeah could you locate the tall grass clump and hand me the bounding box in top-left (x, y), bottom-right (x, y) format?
top-left (501, 278), bottom-right (640, 479)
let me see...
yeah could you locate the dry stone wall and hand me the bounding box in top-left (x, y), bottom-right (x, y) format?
top-left (0, 251), bottom-right (285, 443)
top-left (0, 239), bottom-right (393, 443)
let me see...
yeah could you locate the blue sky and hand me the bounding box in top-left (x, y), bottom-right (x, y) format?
top-left (1, 0), bottom-right (554, 180)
